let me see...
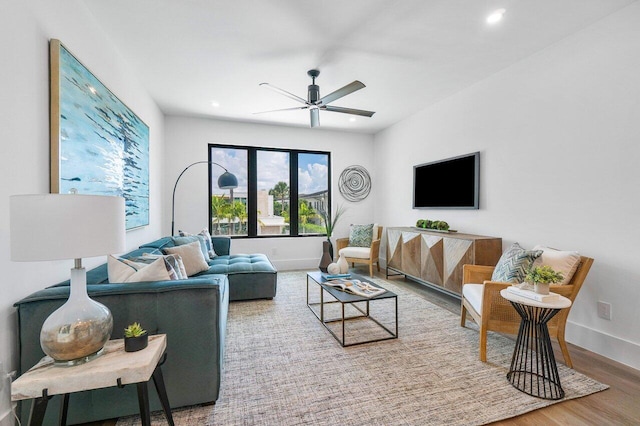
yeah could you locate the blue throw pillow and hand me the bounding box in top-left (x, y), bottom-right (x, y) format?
top-left (349, 224), bottom-right (374, 247)
top-left (491, 243), bottom-right (543, 283)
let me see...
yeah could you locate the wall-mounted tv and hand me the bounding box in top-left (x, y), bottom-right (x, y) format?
top-left (413, 152), bottom-right (480, 209)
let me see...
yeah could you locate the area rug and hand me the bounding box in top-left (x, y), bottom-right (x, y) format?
top-left (117, 271), bottom-right (608, 426)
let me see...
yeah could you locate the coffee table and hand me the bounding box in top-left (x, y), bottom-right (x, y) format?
top-left (306, 271), bottom-right (398, 347)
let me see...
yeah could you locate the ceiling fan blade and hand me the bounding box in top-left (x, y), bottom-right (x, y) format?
top-left (318, 81), bottom-right (365, 105)
top-left (323, 105), bottom-right (375, 117)
top-left (310, 108), bottom-right (320, 128)
top-left (253, 106), bottom-right (308, 115)
top-left (259, 83), bottom-right (308, 105)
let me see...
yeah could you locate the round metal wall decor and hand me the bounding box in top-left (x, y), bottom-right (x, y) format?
top-left (338, 165), bottom-right (371, 202)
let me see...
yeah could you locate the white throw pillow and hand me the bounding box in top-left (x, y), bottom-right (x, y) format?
top-left (107, 255), bottom-right (177, 283)
top-left (163, 241), bottom-right (210, 276)
top-left (532, 245), bottom-right (581, 285)
top-left (140, 253), bottom-right (188, 279)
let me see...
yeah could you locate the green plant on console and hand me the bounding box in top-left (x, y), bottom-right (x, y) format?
top-left (416, 218), bottom-right (449, 231)
top-left (525, 265), bottom-right (564, 285)
top-left (124, 322), bottom-right (147, 338)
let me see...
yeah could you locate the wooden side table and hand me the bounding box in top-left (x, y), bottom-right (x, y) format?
top-left (500, 289), bottom-right (571, 400)
top-left (11, 334), bottom-right (174, 426)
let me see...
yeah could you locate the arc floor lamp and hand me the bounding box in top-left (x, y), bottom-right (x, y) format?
top-left (171, 160), bottom-right (238, 235)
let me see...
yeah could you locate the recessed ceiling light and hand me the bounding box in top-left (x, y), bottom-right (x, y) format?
top-left (486, 8), bottom-right (506, 25)
top-left (349, 117), bottom-right (356, 122)
top-left (211, 101), bottom-right (220, 108)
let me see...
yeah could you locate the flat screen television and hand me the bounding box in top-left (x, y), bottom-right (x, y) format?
top-left (413, 152), bottom-right (479, 209)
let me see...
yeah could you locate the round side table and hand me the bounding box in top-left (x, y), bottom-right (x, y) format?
top-left (500, 289), bottom-right (571, 400)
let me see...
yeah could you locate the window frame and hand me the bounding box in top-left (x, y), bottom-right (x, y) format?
top-left (208, 144), bottom-right (331, 238)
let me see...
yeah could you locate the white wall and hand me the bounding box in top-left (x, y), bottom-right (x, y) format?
top-left (0, 0), bottom-right (164, 373)
top-left (165, 116), bottom-right (375, 270)
top-left (374, 3), bottom-right (640, 369)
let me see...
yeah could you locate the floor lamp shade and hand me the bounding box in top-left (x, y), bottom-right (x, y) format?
top-left (10, 194), bottom-right (126, 364)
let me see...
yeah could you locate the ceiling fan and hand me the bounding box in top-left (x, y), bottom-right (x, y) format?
top-left (256, 69), bottom-right (375, 128)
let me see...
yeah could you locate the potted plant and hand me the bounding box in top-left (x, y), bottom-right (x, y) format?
top-left (525, 265), bottom-right (564, 295)
top-left (124, 322), bottom-right (148, 352)
top-left (318, 204), bottom-right (347, 270)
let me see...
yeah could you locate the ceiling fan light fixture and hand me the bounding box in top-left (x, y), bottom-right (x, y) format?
top-left (257, 69), bottom-right (375, 128)
top-left (486, 8), bottom-right (506, 25)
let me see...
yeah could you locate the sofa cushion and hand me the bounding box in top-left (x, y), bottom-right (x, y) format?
top-left (532, 246), bottom-right (581, 285)
top-left (462, 283), bottom-right (483, 313)
top-left (163, 241), bottom-right (210, 276)
top-left (199, 254), bottom-right (276, 276)
top-left (491, 243), bottom-right (543, 283)
top-left (339, 246), bottom-right (371, 259)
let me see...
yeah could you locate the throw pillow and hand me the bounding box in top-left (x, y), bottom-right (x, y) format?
top-left (491, 243), bottom-right (543, 283)
top-left (199, 228), bottom-right (217, 258)
top-left (179, 228), bottom-right (217, 258)
top-left (163, 241), bottom-right (209, 276)
top-left (107, 255), bottom-right (178, 283)
top-left (532, 246), bottom-right (581, 285)
top-left (172, 235), bottom-right (210, 260)
top-left (349, 224), bottom-right (374, 247)
top-left (134, 253), bottom-right (188, 280)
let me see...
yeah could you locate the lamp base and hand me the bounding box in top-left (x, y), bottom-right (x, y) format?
top-left (40, 267), bottom-right (113, 365)
top-left (52, 347), bottom-right (105, 367)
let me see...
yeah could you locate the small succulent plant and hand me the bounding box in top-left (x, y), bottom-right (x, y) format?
top-left (525, 265), bottom-right (564, 285)
top-left (124, 322), bottom-right (147, 338)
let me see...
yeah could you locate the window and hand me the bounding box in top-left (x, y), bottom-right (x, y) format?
top-left (209, 144), bottom-right (331, 238)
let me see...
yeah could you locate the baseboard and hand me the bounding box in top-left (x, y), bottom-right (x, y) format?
top-left (271, 258), bottom-right (320, 271)
top-left (566, 321), bottom-right (640, 371)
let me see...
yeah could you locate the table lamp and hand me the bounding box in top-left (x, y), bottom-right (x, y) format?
top-left (10, 194), bottom-right (126, 365)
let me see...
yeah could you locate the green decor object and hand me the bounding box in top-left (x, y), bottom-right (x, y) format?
top-left (348, 224), bottom-right (374, 247)
top-left (124, 322), bottom-right (148, 352)
top-left (491, 243), bottom-right (543, 284)
top-left (124, 322), bottom-right (146, 338)
top-left (525, 265), bottom-right (564, 295)
top-left (319, 204), bottom-right (347, 239)
top-left (416, 218), bottom-right (450, 231)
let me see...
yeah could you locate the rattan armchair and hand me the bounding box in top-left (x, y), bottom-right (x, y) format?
top-left (460, 256), bottom-right (594, 368)
top-left (336, 226), bottom-right (383, 277)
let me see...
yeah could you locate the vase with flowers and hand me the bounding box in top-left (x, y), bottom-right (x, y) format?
top-left (318, 204), bottom-right (347, 272)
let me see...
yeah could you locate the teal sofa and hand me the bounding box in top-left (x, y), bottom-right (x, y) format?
top-left (13, 236), bottom-right (277, 425)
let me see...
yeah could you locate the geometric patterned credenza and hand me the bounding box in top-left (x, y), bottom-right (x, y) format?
top-left (386, 227), bottom-right (502, 296)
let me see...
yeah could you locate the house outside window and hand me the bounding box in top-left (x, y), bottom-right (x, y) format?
top-left (209, 144), bottom-right (330, 237)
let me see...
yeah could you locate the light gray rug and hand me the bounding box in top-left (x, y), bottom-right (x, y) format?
top-left (117, 271), bottom-right (608, 426)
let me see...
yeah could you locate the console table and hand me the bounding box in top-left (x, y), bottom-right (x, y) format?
top-left (386, 227), bottom-right (501, 296)
top-left (11, 334), bottom-right (174, 426)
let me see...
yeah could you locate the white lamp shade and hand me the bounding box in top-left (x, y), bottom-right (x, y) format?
top-left (10, 194), bottom-right (126, 261)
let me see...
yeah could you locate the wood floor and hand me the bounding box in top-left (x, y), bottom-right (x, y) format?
top-left (85, 268), bottom-right (640, 426)
top-left (385, 270), bottom-right (640, 426)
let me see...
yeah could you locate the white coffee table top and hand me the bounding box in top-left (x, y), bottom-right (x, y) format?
top-left (500, 289), bottom-right (571, 309)
top-left (12, 334), bottom-right (166, 401)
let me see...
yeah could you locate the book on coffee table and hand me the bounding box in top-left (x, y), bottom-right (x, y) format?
top-left (325, 278), bottom-right (386, 298)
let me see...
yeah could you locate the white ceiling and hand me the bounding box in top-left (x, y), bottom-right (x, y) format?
top-left (82, 0), bottom-right (635, 134)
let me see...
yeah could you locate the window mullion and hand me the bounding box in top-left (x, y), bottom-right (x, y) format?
top-left (247, 148), bottom-right (258, 237)
top-left (290, 152), bottom-right (299, 236)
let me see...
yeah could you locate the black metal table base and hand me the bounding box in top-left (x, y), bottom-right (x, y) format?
top-left (507, 303), bottom-right (564, 400)
top-left (307, 273), bottom-right (398, 347)
top-left (27, 354), bottom-right (174, 426)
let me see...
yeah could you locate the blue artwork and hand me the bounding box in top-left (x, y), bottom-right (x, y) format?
top-left (52, 40), bottom-right (149, 230)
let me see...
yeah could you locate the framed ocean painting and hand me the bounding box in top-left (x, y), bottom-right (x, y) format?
top-left (50, 39), bottom-right (149, 230)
